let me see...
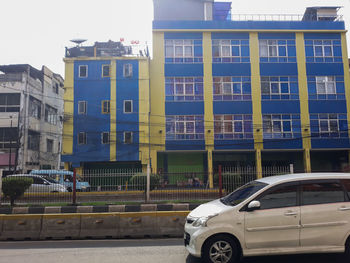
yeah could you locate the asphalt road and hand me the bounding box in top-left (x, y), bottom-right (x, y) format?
top-left (0, 238), bottom-right (346, 263)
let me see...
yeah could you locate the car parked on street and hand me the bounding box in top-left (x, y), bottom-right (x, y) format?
top-left (185, 173), bottom-right (350, 263)
top-left (7, 174), bottom-right (68, 193)
top-left (30, 170), bottom-right (90, 192)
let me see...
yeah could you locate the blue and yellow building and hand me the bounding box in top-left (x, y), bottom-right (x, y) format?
top-left (61, 41), bottom-right (150, 172)
top-left (62, 1), bottom-right (350, 186)
top-left (150, 1), bottom-right (350, 184)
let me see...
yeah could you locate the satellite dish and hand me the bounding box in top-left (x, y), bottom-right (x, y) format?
top-left (70, 39), bottom-right (87, 46)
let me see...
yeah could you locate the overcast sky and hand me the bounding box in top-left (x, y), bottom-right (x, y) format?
top-left (0, 0), bottom-right (349, 77)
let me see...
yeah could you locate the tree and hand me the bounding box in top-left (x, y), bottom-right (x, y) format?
top-left (2, 177), bottom-right (33, 206)
top-left (128, 173), bottom-right (160, 198)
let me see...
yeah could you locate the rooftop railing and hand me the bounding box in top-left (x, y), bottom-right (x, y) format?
top-left (229, 13), bottom-right (343, 22)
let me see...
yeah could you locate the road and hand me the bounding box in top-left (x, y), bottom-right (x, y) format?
top-left (0, 238), bottom-right (346, 263)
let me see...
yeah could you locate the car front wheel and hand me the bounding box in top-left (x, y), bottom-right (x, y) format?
top-left (202, 235), bottom-right (239, 263)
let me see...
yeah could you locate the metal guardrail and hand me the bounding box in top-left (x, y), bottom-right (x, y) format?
top-left (230, 14), bottom-right (343, 22)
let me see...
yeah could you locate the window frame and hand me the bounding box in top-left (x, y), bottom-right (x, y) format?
top-left (101, 132), bottom-right (110, 144)
top-left (78, 132), bottom-right (87, 145)
top-left (313, 40), bottom-right (333, 58)
top-left (124, 131), bottom-right (133, 144)
top-left (262, 114), bottom-right (300, 139)
top-left (123, 63), bottom-right (133, 78)
top-left (79, 65), bottom-right (88, 78)
top-left (214, 114), bottom-right (253, 140)
top-left (101, 100), bottom-right (110, 114)
top-left (44, 104), bottom-right (57, 125)
top-left (123, 100), bottom-right (133, 114)
top-left (315, 76), bottom-right (336, 95)
top-left (0, 93), bottom-right (21, 113)
top-left (166, 115), bottom-right (205, 140)
top-left (259, 39), bottom-right (287, 58)
top-left (102, 64), bottom-right (110, 78)
top-left (46, 139), bottom-right (54, 153)
top-left (78, 101), bottom-right (87, 115)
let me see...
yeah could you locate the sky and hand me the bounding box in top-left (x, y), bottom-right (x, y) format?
top-left (0, 0), bottom-right (349, 77)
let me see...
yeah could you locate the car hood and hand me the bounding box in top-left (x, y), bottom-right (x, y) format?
top-left (188, 199), bottom-right (229, 218)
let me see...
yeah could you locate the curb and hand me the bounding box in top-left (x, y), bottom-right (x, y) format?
top-left (0, 203), bottom-right (201, 214)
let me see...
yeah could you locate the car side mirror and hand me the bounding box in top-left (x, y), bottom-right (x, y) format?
top-left (247, 200), bottom-right (261, 211)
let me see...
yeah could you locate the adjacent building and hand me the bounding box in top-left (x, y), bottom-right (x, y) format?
top-left (61, 41), bottom-right (150, 173)
top-left (0, 64), bottom-right (64, 174)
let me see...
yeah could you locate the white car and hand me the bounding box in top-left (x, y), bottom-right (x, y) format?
top-left (185, 173), bottom-right (350, 263)
top-left (7, 174), bottom-right (68, 193)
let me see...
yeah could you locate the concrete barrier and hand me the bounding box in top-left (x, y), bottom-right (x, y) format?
top-left (156, 211), bottom-right (189, 237)
top-left (119, 212), bottom-right (157, 238)
top-left (80, 213), bottom-right (119, 238)
top-left (0, 214), bottom-right (42, 240)
top-left (0, 215), bottom-right (3, 238)
top-left (40, 214), bottom-right (81, 239)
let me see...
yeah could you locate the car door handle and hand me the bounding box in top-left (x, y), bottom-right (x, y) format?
top-left (284, 212), bottom-right (297, 216)
top-left (339, 207), bottom-right (350, 211)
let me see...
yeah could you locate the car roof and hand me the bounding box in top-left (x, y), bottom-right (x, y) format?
top-left (256, 173), bottom-right (350, 185)
top-left (8, 174), bottom-right (43, 178)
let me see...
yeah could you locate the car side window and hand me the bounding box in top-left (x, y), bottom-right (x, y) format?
top-left (258, 183), bottom-right (298, 210)
top-left (302, 180), bottom-right (345, 205)
top-left (32, 177), bottom-right (44, 185)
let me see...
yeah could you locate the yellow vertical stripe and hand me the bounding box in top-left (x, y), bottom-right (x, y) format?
top-left (138, 59), bottom-right (150, 167)
top-left (296, 32), bottom-right (311, 172)
top-left (62, 60), bottom-right (74, 156)
top-left (249, 32), bottom-right (263, 178)
top-left (110, 60), bottom-right (117, 161)
top-left (203, 32), bottom-right (214, 188)
top-left (341, 33), bottom-right (350, 146)
top-left (150, 32), bottom-right (166, 171)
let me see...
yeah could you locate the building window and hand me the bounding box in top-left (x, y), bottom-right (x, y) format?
top-left (165, 39), bottom-right (203, 63)
top-left (28, 130), bottom-right (40, 151)
top-left (259, 39), bottom-right (296, 63)
top-left (123, 64), bottom-right (133, 78)
top-left (101, 132), bottom-right (110, 144)
top-left (307, 76), bottom-right (345, 100)
top-left (213, 76), bottom-right (251, 101)
top-left (305, 39), bottom-right (342, 63)
top-left (261, 76), bottom-right (299, 100)
top-left (78, 101), bottom-right (87, 115)
top-left (214, 115), bottom-right (253, 140)
top-left (79, 65), bottom-right (88, 78)
top-left (47, 139), bottom-right (53, 153)
top-left (102, 65), bottom-right (110, 77)
top-left (166, 115), bottom-right (204, 140)
top-left (53, 83), bottom-right (59, 94)
top-left (0, 93), bottom-right (20, 112)
top-left (29, 96), bottom-right (42, 119)
top-left (101, 100), bottom-right (110, 114)
top-left (123, 100), bottom-right (133, 113)
top-left (44, 105), bottom-right (57, 125)
top-left (124, 132), bottom-right (133, 144)
top-left (263, 114), bottom-right (301, 139)
top-left (212, 39), bottom-right (250, 63)
top-left (165, 77), bottom-right (204, 101)
top-left (310, 113), bottom-right (348, 138)
top-left (78, 132), bottom-right (87, 145)
top-left (0, 127), bottom-right (18, 149)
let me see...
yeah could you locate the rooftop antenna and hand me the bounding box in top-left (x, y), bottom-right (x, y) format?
top-left (70, 39), bottom-right (87, 47)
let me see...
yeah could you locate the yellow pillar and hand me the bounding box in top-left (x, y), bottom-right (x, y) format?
top-left (250, 32), bottom-right (263, 178)
top-left (62, 60), bottom-right (74, 157)
top-left (341, 33), bottom-right (350, 144)
top-left (203, 32), bottom-right (214, 188)
top-left (150, 32), bottom-right (166, 173)
top-left (296, 32), bottom-right (311, 173)
top-left (110, 60), bottom-right (117, 161)
top-left (138, 59), bottom-right (150, 169)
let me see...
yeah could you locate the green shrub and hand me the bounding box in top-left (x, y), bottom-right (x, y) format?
top-left (214, 173), bottom-right (242, 193)
top-left (128, 173), bottom-right (160, 192)
top-left (2, 177), bottom-right (33, 206)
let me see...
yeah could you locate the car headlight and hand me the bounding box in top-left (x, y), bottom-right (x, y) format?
top-left (192, 214), bottom-right (218, 227)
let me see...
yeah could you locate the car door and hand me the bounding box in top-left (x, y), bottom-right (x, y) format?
top-left (244, 182), bottom-right (300, 249)
top-left (300, 179), bottom-right (350, 247)
top-left (32, 176), bottom-right (47, 193)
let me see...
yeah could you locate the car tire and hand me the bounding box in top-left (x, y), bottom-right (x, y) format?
top-left (202, 235), bottom-right (239, 263)
top-left (345, 238), bottom-right (350, 260)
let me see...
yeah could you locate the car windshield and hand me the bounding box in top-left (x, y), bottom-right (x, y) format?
top-left (220, 181), bottom-right (268, 206)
